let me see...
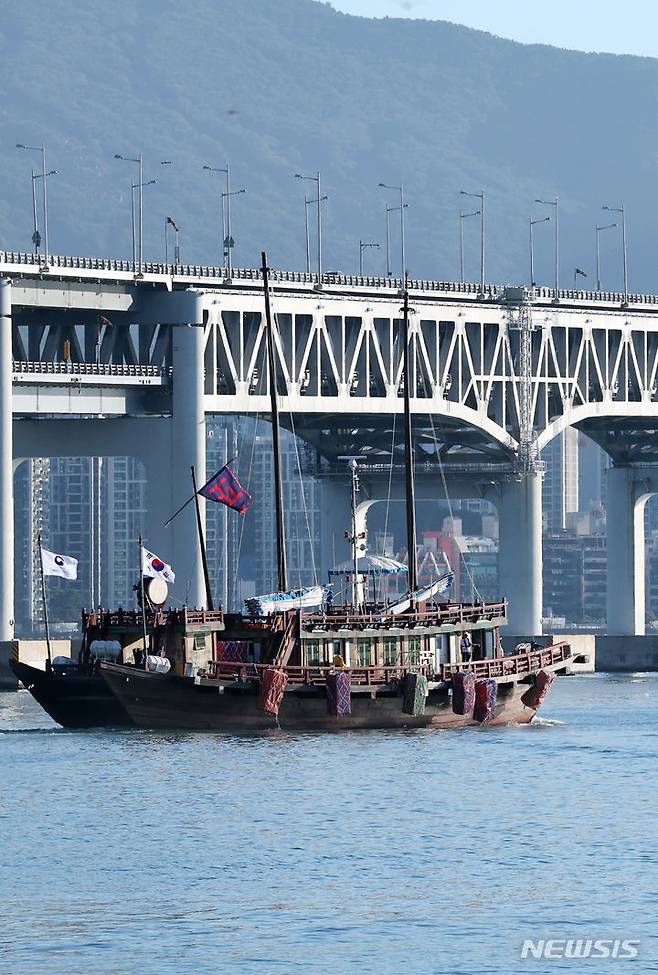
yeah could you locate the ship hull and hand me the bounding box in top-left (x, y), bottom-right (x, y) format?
top-left (11, 660), bottom-right (133, 729)
top-left (100, 662), bottom-right (551, 732)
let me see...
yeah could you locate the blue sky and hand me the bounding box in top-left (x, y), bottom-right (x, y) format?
top-left (329, 1), bottom-right (658, 57)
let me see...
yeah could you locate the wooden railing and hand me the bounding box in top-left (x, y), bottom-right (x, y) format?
top-left (441, 642), bottom-right (571, 681)
top-left (205, 641), bottom-right (571, 688)
top-left (82, 607), bottom-right (224, 630)
top-left (301, 600), bottom-right (507, 631)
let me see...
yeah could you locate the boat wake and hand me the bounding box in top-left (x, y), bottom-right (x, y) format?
top-left (511, 715), bottom-right (566, 729)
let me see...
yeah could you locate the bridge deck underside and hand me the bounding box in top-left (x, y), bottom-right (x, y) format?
top-left (577, 417), bottom-right (658, 464)
top-left (286, 412), bottom-right (515, 465)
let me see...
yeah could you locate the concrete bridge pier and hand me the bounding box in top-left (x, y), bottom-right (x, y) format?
top-left (497, 472), bottom-right (543, 635)
top-left (149, 292), bottom-right (207, 608)
top-left (0, 279), bottom-right (13, 685)
top-left (606, 466), bottom-right (654, 636)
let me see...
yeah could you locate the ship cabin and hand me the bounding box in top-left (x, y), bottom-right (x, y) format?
top-left (81, 608), bottom-right (226, 676)
top-left (298, 600), bottom-right (507, 674)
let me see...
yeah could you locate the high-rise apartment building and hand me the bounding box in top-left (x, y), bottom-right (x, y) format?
top-left (249, 431), bottom-right (323, 596)
top-left (542, 428), bottom-right (579, 533)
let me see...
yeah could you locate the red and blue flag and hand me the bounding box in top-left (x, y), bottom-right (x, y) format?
top-left (199, 464), bottom-right (253, 515)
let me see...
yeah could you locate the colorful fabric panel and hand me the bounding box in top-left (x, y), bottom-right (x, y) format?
top-left (451, 671), bottom-right (476, 715)
top-left (474, 679), bottom-right (497, 723)
top-left (259, 668), bottom-right (288, 716)
top-left (403, 672), bottom-right (429, 716)
top-left (326, 671), bottom-right (352, 716)
top-left (216, 640), bottom-right (249, 662)
top-left (521, 669), bottom-right (555, 709)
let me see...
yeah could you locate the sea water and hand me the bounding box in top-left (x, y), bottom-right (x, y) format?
top-left (0, 674), bottom-right (656, 975)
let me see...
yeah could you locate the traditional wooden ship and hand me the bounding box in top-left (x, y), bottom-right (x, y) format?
top-left (10, 604), bottom-right (227, 728)
top-left (99, 253), bottom-right (571, 731)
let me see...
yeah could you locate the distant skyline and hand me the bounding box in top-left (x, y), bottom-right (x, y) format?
top-left (330, 1), bottom-right (658, 58)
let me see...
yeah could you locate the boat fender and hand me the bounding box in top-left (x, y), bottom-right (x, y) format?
top-left (521, 669), bottom-right (555, 710)
top-left (474, 679), bottom-right (497, 723)
top-left (259, 667), bottom-right (288, 716)
top-left (402, 672), bottom-right (428, 716)
top-left (52, 655), bottom-right (75, 666)
top-left (451, 671), bottom-right (475, 715)
top-left (326, 670), bottom-right (351, 716)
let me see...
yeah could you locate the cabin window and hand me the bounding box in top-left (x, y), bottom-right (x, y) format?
top-left (356, 638), bottom-right (373, 667)
top-left (407, 636), bottom-right (422, 665)
top-left (194, 633), bottom-right (207, 652)
top-left (305, 639), bottom-right (323, 666)
top-left (383, 637), bottom-right (398, 666)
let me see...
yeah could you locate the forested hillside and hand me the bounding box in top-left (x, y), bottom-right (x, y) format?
top-left (1, 0), bottom-right (657, 288)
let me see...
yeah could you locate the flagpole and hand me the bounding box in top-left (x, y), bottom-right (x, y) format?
top-left (191, 465), bottom-right (214, 610)
top-left (37, 533), bottom-right (52, 667)
top-left (138, 532), bottom-right (148, 664)
top-left (163, 456), bottom-right (238, 528)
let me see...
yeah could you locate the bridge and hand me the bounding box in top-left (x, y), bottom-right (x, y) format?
top-left (3, 248), bottom-right (658, 657)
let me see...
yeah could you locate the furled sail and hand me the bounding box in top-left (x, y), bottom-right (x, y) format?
top-left (386, 571), bottom-right (454, 615)
top-left (245, 585), bottom-right (327, 616)
top-left (329, 554), bottom-right (407, 576)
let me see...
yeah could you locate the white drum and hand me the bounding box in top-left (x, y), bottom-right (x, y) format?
top-left (145, 577), bottom-right (168, 607)
top-left (146, 655), bottom-right (171, 674)
top-left (89, 640), bottom-right (122, 662)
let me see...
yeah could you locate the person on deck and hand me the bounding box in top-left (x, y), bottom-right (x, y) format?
top-left (460, 633), bottom-right (472, 663)
top-left (332, 650), bottom-right (347, 669)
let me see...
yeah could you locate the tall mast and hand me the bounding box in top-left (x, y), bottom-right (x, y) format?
top-left (191, 464), bottom-right (214, 610)
top-left (402, 285), bottom-right (418, 593)
top-left (261, 251), bottom-right (288, 592)
top-left (349, 459), bottom-right (360, 611)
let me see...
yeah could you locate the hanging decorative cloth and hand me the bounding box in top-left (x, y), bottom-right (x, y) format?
top-left (216, 640), bottom-right (249, 662)
top-left (451, 671), bottom-right (476, 715)
top-left (326, 671), bottom-right (352, 716)
top-left (403, 673), bottom-right (429, 716)
top-left (259, 668), bottom-right (288, 717)
top-left (521, 669), bottom-right (555, 710)
top-left (474, 679), bottom-right (497, 723)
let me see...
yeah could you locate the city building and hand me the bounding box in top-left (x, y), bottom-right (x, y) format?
top-left (248, 430), bottom-right (324, 596)
top-left (543, 532), bottom-right (606, 626)
top-left (542, 429), bottom-right (579, 533)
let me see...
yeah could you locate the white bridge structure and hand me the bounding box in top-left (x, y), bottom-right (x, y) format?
top-left (3, 249), bottom-right (658, 655)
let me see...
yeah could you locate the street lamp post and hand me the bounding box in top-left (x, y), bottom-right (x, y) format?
top-left (385, 204), bottom-right (408, 277)
top-left (29, 168), bottom-right (57, 256)
top-left (304, 194), bottom-right (328, 275)
top-left (17, 144), bottom-right (51, 268)
top-left (460, 190), bottom-right (485, 293)
top-left (204, 164), bottom-right (246, 276)
top-left (459, 209), bottom-right (481, 284)
top-left (165, 216), bottom-right (181, 266)
top-left (359, 241), bottom-right (380, 276)
top-left (31, 169), bottom-right (40, 255)
top-left (130, 179), bottom-right (157, 264)
top-left (222, 187), bottom-right (246, 276)
top-left (295, 172), bottom-right (323, 286)
top-left (535, 196), bottom-right (559, 297)
top-left (602, 204), bottom-right (628, 303)
top-left (529, 215), bottom-right (550, 287)
top-left (115, 153), bottom-right (143, 270)
top-left (595, 222), bottom-right (617, 292)
top-left (379, 182), bottom-right (406, 279)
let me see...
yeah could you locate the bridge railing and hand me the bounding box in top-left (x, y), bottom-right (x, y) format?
top-left (3, 249), bottom-right (658, 306)
top-left (12, 360), bottom-right (171, 378)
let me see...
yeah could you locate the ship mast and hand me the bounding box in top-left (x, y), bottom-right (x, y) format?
top-left (401, 284), bottom-right (418, 594)
top-left (261, 251), bottom-right (288, 593)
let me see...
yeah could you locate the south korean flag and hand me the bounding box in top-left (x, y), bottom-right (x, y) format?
top-left (41, 547), bottom-right (78, 580)
top-left (141, 546), bottom-right (176, 583)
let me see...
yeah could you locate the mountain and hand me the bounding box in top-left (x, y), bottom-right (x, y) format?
top-left (1, 0), bottom-right (658, 289)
